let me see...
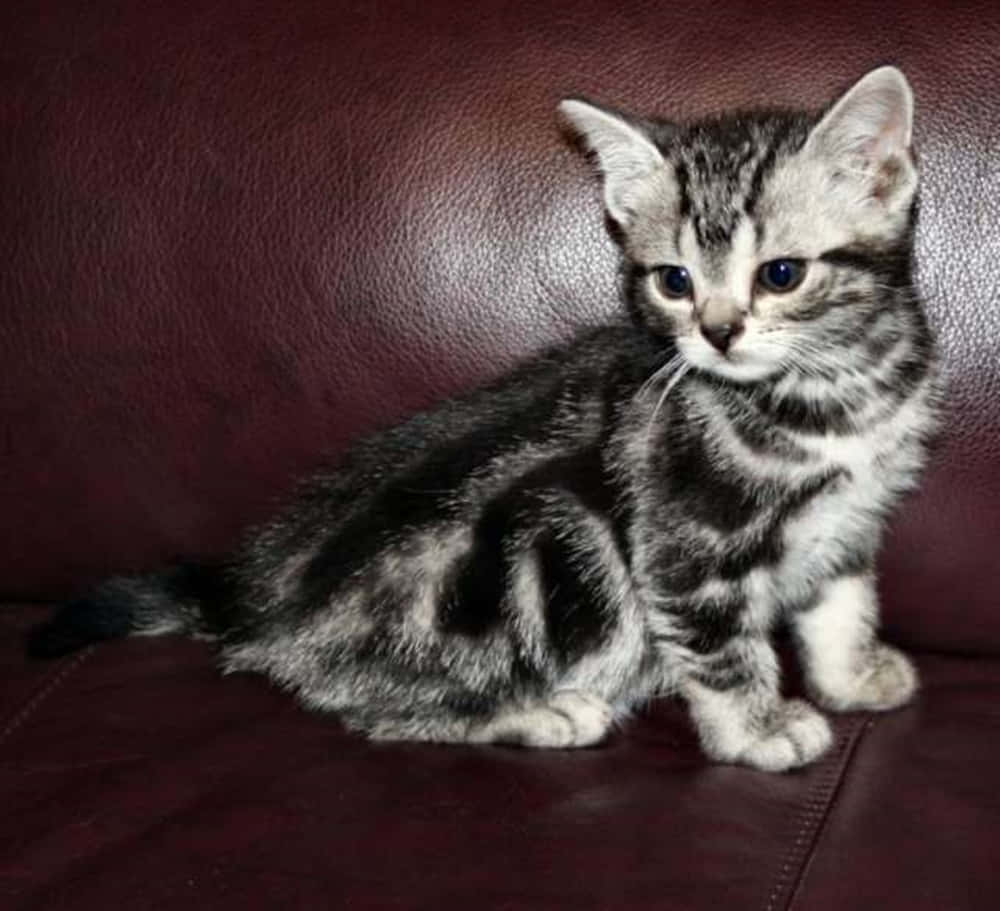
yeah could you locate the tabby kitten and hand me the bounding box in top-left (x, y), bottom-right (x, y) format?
top-left (31, 66), bottom-right (939, 772)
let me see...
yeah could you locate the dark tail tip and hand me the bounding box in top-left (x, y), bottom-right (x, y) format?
top-left (26, 595), bottom-right (136, 659)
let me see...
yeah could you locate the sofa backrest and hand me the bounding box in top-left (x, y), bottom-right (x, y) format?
top-left (2, 0), bottom-right (998, 654)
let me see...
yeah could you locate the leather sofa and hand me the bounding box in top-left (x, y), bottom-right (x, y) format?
top-left (2, 1), bottom-right (998, 907)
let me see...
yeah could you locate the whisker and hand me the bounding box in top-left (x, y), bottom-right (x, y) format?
top-left (646, 360), bottom-right (692, 438)
top-left (637, 353), bottom-right (683, 400)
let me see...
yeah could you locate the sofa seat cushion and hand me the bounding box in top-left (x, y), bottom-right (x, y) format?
top-left (2, 606), bottom-right (998, 910)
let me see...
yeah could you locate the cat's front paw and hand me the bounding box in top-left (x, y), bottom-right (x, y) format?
top-left (812, 644), bottom-right (918, 713)
top-left (730, 700), bottom-right (833, 773)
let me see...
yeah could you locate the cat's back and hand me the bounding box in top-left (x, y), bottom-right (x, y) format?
top-left (306, 319), bottom-right (660, 516)
top-left (231, 320), bottom-right (664, 625)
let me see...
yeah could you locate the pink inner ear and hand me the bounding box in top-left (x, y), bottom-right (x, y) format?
top-left (866, 103), bottom-right (909, 163)
top-left (872, 154), bottom-right (907, 203)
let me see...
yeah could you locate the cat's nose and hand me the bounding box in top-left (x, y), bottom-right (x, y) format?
top-left (698, 297), bottom-right (746, 354)
top-left (700, 319), bottom-right (744, 354)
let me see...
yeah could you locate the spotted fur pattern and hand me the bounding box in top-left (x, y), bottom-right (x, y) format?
top-left (31, 68), bottom-right (940, 771)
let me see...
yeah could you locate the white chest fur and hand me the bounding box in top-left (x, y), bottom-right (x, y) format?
top-left (773, 375), bottom-right (935, 607)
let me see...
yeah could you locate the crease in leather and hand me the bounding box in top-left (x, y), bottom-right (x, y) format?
top-left (762, 715), bottom-right (872, 911)
top-left (0, 646), bottom-right (96, 753)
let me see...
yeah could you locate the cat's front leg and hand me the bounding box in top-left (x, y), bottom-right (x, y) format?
top-left (793, 574), bottom-right (918, 712)
top-left (679, 636), bottom-right (833, 772)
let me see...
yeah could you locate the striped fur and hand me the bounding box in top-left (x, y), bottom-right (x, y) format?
top-left (31, 68), bottom-right (940, 771)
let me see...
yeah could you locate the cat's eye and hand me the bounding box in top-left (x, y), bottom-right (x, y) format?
top-left (757, 259), bottom-right (806, 293)
top-left (658, 265), bottom-right (692, 299)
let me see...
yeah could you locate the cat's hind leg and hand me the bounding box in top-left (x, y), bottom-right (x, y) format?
top-left (350, 483), bottom-right (638, 750)
top-left (457, 486), bottom-right (640, 749)
top-left (467, 689), bottom-right (614, 748)
top-left (355, 690), bottom-right (612, 748)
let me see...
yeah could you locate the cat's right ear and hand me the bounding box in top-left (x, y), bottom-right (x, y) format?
top-left (558, 99), bottom-right (666, 228)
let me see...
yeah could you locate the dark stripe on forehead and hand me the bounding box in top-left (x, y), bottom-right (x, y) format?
top-left (742, 142), bottom-right (779, 218)
top-left (673, 161), bottom-right (691, 250)
top-left (675, 160), bottom-right (691, 218)
top-left (743, 119), bottom-right (796, 216)
top-left (675, 113), bottom-right (809, 254)
top-left (693, 212), bottom-right (737, 248)
top-left (742, 116), bottom-right (803, 242)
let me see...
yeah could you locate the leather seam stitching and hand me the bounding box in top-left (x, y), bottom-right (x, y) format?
top-left (760, 714), bottom-right (871, 911)
top-left (0, 646), bottom-right (96, 751)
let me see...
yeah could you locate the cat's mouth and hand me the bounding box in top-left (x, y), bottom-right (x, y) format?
top-left (677, 335), bottom-right (783, 384)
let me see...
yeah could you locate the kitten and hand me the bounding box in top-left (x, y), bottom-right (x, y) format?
top-left (30, 66), bottom-right (940, 772)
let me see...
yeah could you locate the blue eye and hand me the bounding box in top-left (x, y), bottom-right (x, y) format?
top-left (758, 259), bottom-right (806, 293)
top-left (659, 265), bottom-right (692, 298)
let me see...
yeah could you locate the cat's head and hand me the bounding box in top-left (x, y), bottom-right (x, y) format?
top-left (560, 67), bottom-right (918, 384)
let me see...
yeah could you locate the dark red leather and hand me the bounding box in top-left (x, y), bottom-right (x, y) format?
top-left (788, 653), bottom-right (1000, 911)
top-left (2, 608), bottom-right (998, 910)
top-left (2, 2), bottom-right (1000, 908)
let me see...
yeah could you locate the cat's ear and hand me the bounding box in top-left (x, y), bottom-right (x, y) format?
top-left (558, 99), bottom-right (666, 227)
top-left (805, 66), bottom-right (917, 209)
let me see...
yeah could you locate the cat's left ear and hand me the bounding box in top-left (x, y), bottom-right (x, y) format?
top-left (805, 66), bottom-right (917, 210)
top-left (558, 98), bottom-right (666, 228)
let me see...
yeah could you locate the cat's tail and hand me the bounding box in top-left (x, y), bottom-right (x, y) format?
top-left (26, 562), bottom-right (230, 659)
